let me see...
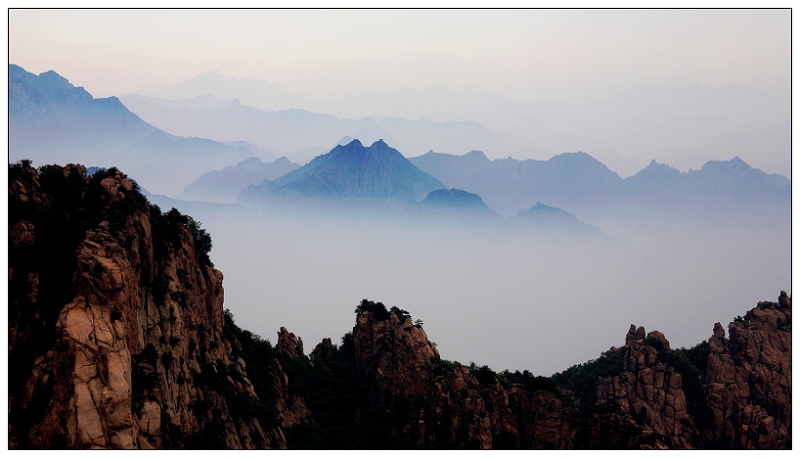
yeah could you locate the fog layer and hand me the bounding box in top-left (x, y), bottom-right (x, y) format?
top-left (166, 203), bottom-right (789, 376)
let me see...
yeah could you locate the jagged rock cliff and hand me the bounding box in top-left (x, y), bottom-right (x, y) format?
top-left (8, 162), bottom-right (295, 449)
top-left (595, 328), bottom-right (696, 448)
top-left (346, 296), bottom-right (790, 449)
top-left (7, 162), bottom-right (791, 449)
top-left (352, 308), bottom-right (519, 448)
top-left (706, 295), bottom-right (792, 448)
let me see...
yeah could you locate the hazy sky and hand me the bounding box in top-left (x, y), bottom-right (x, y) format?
top-left (9, 9), bottom-right (790, 102)
top-left (4, 7), bottom-right (794, 376)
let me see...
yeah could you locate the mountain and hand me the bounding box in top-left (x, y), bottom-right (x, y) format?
top-left (136, 69), bottom-right (309, 111)
top-left (410, 150), bottom-right (790, 218)
top-left (118, 92), bottom-right (526, 160)
top-left (134, 72), bottom-right (790, 178)
top-left (238, 139), bottom-right (445, 205)
top-left (410, 150), bottom-right (624, 212)
top-left (420, 188), bottom-right (491, 209)
top-left (9, 63), bottom-right (155, 155)
top-left (416, 188), bottom-right (500, 219)
top-left (620, 157), bottom-right (791, 209)
top-left (8, 162), bottom-right (792, 449)
top-left (179, 156), bottom-right (301, 203)
top-left (9, 64), bottom-right (272, 196)
top-left (514, 202), bottom-right (607, 237)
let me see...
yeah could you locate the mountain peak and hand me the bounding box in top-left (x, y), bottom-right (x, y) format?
top-left (464, 150), bottom-right (489, 161)
top-left (239, 140), bottom-right (444, 204)
top-left (421, 188), bottom-right (491, 210)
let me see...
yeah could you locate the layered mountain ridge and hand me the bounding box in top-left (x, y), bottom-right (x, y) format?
top-left (8, 162), bottom-right (791, 449)
top-left (179, 156), bottom-right (301, 204)
top-left (238, 139), bottom-right (444, 205)
top-left (409, 149), bottom-right (790, 213)
top-left (9, 64), bottom-right (273, 197)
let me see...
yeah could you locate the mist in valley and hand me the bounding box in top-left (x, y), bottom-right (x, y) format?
top-left (165, 200), bottom-right (790, 377)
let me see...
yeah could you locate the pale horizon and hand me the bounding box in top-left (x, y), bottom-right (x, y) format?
top-left (10, 9), bottom-right (790, 101)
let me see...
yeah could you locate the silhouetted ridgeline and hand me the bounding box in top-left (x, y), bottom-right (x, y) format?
top-left (8, 162), bottom-right (791, 449)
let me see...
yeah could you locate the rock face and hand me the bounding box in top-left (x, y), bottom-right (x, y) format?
top-left (349, 296), bottom-right (791, 449)
top-left (352, 307), bottom-right (573, 449)
top-left (705, 294), bottom-right (792, 449)
top-left (353, 311), bottom-right (515, 449)
top-left (596, 327), bottom-right (695, 448)
top-left (276, 327), bottom-right (304, 358)
top-left (8, 163), bottom-right (293, 449)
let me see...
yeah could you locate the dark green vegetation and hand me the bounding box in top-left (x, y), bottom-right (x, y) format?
top-left (279, 338), bottom-right (401, 449)
top-left (223, 304), bottom-right (408, 449)
top-left (551, 351), bottom-right (625, 404)
top-left (354, 298), bottom-right (412, 323)
top-left (149, 204), bottom-right (213, 267)
top-left (656, 341), bottom-right (716, 442)
top-left (549, 337), bottom-right (715, 447)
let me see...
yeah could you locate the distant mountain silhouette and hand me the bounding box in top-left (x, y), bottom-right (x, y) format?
top-left (416, 188), bottom-right (500, 219)
top-left (9, 64), bottom-right (154, 152)
top-left (9, 64), bottom-right (271, 196)
top-left (238, 139), bottom-right (444, 205)
top-left (178, 156), bottom-right (300, 203)
top-left (135, 69), bottom-right (309, 111)
top-left (411, 150), bottom-right (790, 214)
top-left (410, 150), bottom-right (623, 211)
top-left (133, 71), bottom-right (789, 177)
top-left (514, 202), bottom-right (607, 237)
top-left (621, 157), bottom-right (790, 206)
top-left (119, 92), bottom-right (524, 160)
top-left (421, 188), bottom-right (489, 209)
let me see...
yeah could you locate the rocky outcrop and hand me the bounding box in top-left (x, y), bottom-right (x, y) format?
top-left (595, 327), bottom-right (695, 448)
top-left (349, 295), bottom-right (791, 450)
top-left (311, 338), bottom-right (335, 360)
top-left (353, 310), bottom-right (491, 448)
top-left (706, 293), bottom-right (791, 449)
top-left (8, 163), bottom-right (292, 449)
top-left (514, 387), bottom-right (575, 448)
top-left (352, 308), bottom-right (572, 449)
top-left (353, 311), bottom-right (439, 404)
top-left (9, 220), bottom-right (35, 246)
top-left (276, 327), bottom-right (304, 358)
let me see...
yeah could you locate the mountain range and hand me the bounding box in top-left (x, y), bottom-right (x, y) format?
top-left (119, 92), bottom-right (524, 164)
top-left (409, 149), bottom-right (791, 220)
top-left (131, 70), bottom-right (790, 177)
top-left (9, 63), bottom-right (790, 240)
top-left (179, 156), bottom-right (300, 204)
top-left (9, 64), bottom-right (274, 196)
top-left (238, 139), bottom-right (444, 205)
